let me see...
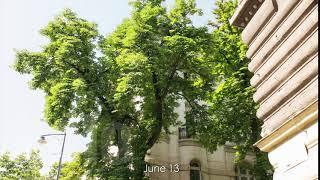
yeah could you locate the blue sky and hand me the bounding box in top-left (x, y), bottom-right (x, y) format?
top-left (0, 0), bottom-right (215, 174)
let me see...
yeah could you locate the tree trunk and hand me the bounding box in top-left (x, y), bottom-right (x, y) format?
top-left (147, 72), bottom-right (163, 149)
top-left (114, 121), bottom-right (126, 159)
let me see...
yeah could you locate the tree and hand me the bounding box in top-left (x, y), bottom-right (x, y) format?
top-left (94, 0), bottom-right (218, 178)
top-left (13, 1), bottom-right (217, 179)
top-left (0, 150), bottom-right (43, 180)
top-left (187, 0), bottom-right (273, 179)
top-left (46, 153), bottom-right (86, 180)
top-left (188, 0), bottom-right (254, 153)
top-left (13, 0), bottom-right (273, 179)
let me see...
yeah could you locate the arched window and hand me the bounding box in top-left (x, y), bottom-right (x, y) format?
top-left (190, 160), bottom-right (201, 180)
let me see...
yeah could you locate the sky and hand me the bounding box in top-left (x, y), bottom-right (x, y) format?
top-left (0, 0), bottom-right (215, 174)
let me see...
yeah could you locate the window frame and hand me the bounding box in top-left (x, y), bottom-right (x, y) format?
top-left (235, 166), bottom-right (255, 180)
top-left (190, 160), bottom-right (201, 180)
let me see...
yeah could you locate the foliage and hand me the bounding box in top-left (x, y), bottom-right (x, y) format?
top-left (187, 0), bottom-right (273, 179)
top-left (84, 0), bottom-right (217, 178)
top-left (46, 153), bottom-right (86, 180)
top-left (0, 150), bottom-right (43, 180)
top-left (13, 0), bottom-right (216, 179)
top-left (13, 0), bottom-right (274, 179)
top-left (252, 150), bottom-right (274, 179)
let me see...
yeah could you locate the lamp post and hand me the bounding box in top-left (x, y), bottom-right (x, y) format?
top-left (38, 131), bottom-right (66, 180)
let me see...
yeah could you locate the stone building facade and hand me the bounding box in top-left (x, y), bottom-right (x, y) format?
top-left (145, 101), bottom-right (255, 180)
top-left (230, 0), bottom-right (318, 179)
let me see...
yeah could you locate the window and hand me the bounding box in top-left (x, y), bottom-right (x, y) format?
top-left (178, 125), bottom-right (193, 139)
top-left (235, 166), bottom-right (255, 180)
top-left (179, 126), bottom-right (188, 139)
top-left (190, 160), bottom-right (201, 180)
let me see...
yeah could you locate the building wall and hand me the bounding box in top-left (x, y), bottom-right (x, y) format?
top-left (230, 0), bottom-right (318, 179)
top-left (145, 101), bottom-right (255, 180)
top-left (145, 130), bottom-right (254, 180)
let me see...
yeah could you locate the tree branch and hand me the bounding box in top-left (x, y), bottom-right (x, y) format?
top-left (147, 71), bottom-right (163, 148)
top-left (162, 57), bottom-right (181, 98)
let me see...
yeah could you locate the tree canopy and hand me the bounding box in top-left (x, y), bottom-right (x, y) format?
top-left (0, 150), bottom-right (43, 180)
top-left (13, 0), bottom-right (273, 179)
top-left (187, 1), bottom-right (273, 179)
top-left (46, 153), bottom-right (86, 180)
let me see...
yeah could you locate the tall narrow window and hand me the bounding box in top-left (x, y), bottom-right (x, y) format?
top-left (190, 160), bottom-right (201, 180)
top-left (235, 166), bottom-right (255, 180)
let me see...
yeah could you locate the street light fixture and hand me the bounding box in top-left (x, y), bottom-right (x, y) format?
top-left (38, 132), bottom-right (66, 180)
top-left (38, 136), bottom-right (47, 144)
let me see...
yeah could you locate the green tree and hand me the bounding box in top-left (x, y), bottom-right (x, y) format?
top-left (0, 150), bottom-right (43, 180)
top-left (94, 0), bottom-right (217, 178)
top-left (13, 1), bottom-right (216, 179)
top-left (189, 0), bottom-right (254, 154)
top-left (46, 153), bottom-right (86, 180)
top-left (13, 0), bottom-right (273, 179)
top-left (187, 0), bottom-right (273, 179)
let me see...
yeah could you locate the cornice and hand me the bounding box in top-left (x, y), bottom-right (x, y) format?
top-left (178, 138), bottom-right (201, 147)
top-left (230, 0), bottom-right (265, 28)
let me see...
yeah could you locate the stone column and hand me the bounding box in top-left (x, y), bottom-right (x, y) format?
top-left (230, 0), bottom-right (318, 179)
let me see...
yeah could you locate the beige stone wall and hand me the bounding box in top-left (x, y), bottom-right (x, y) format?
top-left (145, 131), bottom-right (252, 180)
top-left (231, 0), bottom-right (318, 179)
top-left (145, 101), bottom-right (255, 180)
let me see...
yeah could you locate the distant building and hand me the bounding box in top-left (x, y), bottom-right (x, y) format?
top-left (230, 0), bottom-right (318, 179)
top-left (145, 101), bottom-right (255, 180)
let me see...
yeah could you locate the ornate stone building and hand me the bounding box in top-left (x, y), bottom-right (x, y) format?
top-left (145, 101), bottom-right (255, 180)
top-left (230, 0), bottom-right (318, 179)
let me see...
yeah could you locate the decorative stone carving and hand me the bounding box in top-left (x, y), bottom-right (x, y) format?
top-left (230, 0), bottom-right (265, 28)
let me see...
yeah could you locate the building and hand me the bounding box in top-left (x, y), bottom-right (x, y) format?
top-left (145, 101), bottom-right (255, 180)
top-left (230, 0), bottom-right (318, 179)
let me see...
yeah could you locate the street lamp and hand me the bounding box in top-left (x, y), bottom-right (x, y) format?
top-left (38, 132), bottom-right (66, 180)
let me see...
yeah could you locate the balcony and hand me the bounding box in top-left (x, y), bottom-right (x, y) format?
top-left (178, 126), bottom-right (200, 147)
top-left (178, 126), bottom-right (191, 139)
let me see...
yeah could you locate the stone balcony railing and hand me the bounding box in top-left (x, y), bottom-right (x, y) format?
top-left (178, 126), bottom-right (190, 139)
